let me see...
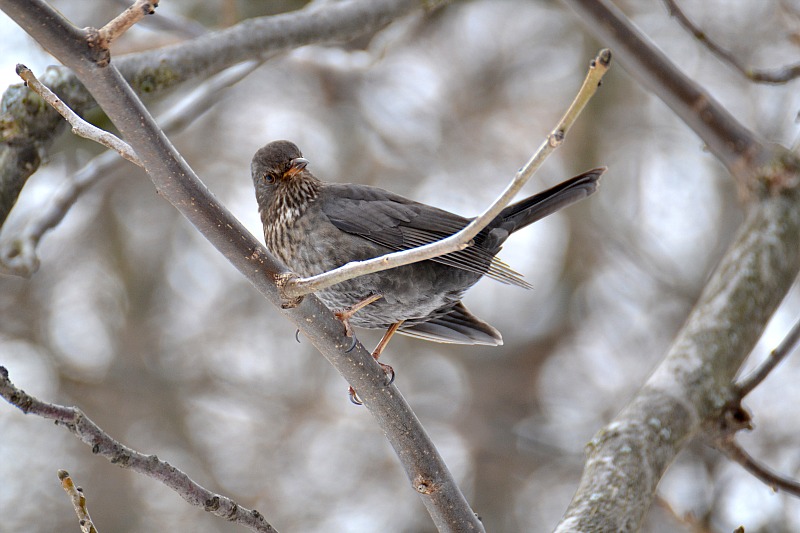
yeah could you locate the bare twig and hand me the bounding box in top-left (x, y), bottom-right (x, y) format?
top-left (281, 48), bottom-right (611, 300)
top-left (0, 60), bottom-right (262, 277)
top-left (0, 367), bottom-right (278, 533)
top-left (98, 0), bottom-right (158, 47)
top-left (58, 470), bottom-right (99, 533)
top-left (15, 64), bottom-right (141, 166)
top-left (717, 439), bottom-right (800, 497)
top-left (736, 318), bottom-right (800, 396)
top-left (663, 0), bottom-right (800, 84)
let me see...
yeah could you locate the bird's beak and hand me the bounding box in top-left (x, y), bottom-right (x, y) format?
top-left (284, 157), bottom-right (309, 179)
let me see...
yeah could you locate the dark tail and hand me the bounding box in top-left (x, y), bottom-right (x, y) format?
top-left (481, 167), bottom-right (606, 251)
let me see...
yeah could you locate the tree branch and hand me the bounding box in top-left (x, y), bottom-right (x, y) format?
top-left (662, 0), bottom-right (800, 84)
top-left (562, 0), bottom-right (771, 183)
top-left (0, 0), bottom-right (441, 229)
top-left (718, 440), bottom-right (800, 497)
top-left (0, 367), bottom-right (278, 533)
top-left (0, 60), bottom-right (261, 277)
top-left (735, 317), bottom-right (800, 397)
top-left (57, 470), bottom-right (100, 533)
top-left (15, 64), bottom-right (141, 166)
top-left (98, 0), bottom-right (158, 48)
top-left (282, 49), bottom-right (611, 300)
top-left (552, 0), bottom-right (800, 530)
top-left (0, 1), bottom-right (482, 531)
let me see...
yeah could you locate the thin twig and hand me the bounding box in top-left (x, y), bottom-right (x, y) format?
top-left (736, 318), bottom-right (800, 396)
top-left (0, 367), bottom-right (278, 533)
top-left (717, 438), bottom-right (800, 497)
top-left (662, 0), bottom-right (800, 84)
top-left (281, 48), bottom-right (612, 300)
top-left (58, 470), bottom-right (99, 533)
top-left (15, 65), bottom-right (141, 166)
top-left (0, 60), bottom-right (262, 278)
top-left (99, 0), bottom-right (158, 47)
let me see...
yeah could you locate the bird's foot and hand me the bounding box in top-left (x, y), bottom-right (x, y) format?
top-left (348, 363), bottom-right (394, 406)
top-left (346, 321), bottom-right (402, 406)
top-left (348, 386), bottom-right (363, 405)
top-left (335, 293), bottom-right (383, 350)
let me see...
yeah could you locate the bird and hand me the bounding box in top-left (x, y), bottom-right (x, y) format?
top-left (251, 140), bottom-right (604, 400)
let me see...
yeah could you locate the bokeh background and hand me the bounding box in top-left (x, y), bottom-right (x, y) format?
top-left (2, 0), bottom-right (800, 531)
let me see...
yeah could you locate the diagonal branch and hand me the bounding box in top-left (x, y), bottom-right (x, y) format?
top-left (98, 0), bottom-right (158, 47)
top-left (0, 367), bottom-right (278, 533)
top-left (718, 440), bottom-right (800, 496)
top-left (735, 317), bottom-right (800, 396)
top-left (15, 64), bottom-right (141, 166)
top-left (281, 49), bottom-right (611, 300)
top-left (553, 0), bottom-right (800, 530)
top-left (0, 1), bottom-right (482, 531)
top-left (0, 59), bottom-right (262, 277)
top-left (662, 0), bottom-right (800, 84)
top-left (562, 0), bottom-right (770, 183)
top-left (57, 470), bottom-right (100, 533)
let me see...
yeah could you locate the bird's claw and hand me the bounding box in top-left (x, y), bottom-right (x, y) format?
top-left (344, 335), bottom-right (358, 353)
top-left (347, 361), bottom-right (395, 406)
top-left (348, 387), bottom-right (363, 405)
top-left (379, 362), bottom-right (395, 386)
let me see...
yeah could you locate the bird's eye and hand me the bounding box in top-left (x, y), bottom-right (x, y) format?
top-left (264, 173), bottom-right (275, 183)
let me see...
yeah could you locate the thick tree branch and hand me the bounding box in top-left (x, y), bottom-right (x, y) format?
top-left (556, 181), bottom-right (800, 532)
top-left (0, 367), bottom-right (277, 533)
top-left (0, 1), bottom-right (481, 531)
top-left (0, 0), bottom-right (441, 229)
top-left (552, 0), bottom-right (800, 530)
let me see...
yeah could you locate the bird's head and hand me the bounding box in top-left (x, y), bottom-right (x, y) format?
top-left (251, 140), bottom-right (321, 229)
top-left (251, 140), bottom-right (311, 193)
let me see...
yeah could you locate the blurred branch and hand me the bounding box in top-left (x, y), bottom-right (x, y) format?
top-left (0, 60), bottom-right (261, 277)
top-left (57, 470), bottom-right (99, 533)
top-left (282, 49), bottom-right (611, 300)
top-left (0, 0), bottom-right (442, 230)
top-left (696, 320), bottom-right (800, 499)
top-left (562, 0), bottom-right (772, 184)
top-left (15, 64), bottom-right (141, 165)
top-left (735, 317), bottom-right (800, 396)
top-left (0, 367), bottom-right (278, 533)
top-left (662, 0), bottom-right (800, 84)
top-left (553, 1), bottom-right (800, 531)
top-left (716, 438), bottom-right (800, 497)
top-left (0, 1), bottom-right (482, 532)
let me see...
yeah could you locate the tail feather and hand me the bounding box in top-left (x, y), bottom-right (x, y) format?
top-left (481, 167), bottom-right (605, 253)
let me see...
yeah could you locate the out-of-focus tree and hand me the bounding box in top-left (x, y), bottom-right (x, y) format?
top-left (1, 1), bottom-right (799, 532)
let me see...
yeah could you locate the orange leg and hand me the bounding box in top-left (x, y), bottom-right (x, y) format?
top-left (335, 293), bottom-right (383, 340)
top-left (349, 320), bottom-right (404, 405)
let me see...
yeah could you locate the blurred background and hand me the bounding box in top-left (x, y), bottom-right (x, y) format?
top-left (2, 0), bottom-right (800, 531)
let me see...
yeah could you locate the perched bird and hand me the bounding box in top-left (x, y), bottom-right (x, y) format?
top-left (251, 140), bottom-right (603, 394)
